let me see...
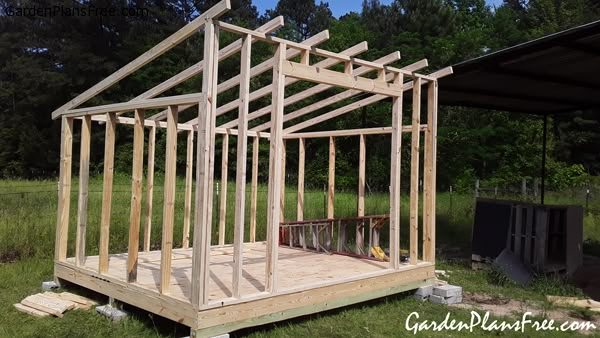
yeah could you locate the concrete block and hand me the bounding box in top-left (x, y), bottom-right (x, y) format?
top-left (42, 281), bottom-right (59, 290)
top-left (415, 285), bottom-right (434, 296)
top-left (429, 294), bottom-right (463, 305)
top-left (96, 305), bottom-right (128, 322)
top-left (187, 333), bottom-right (230, 338)
top-left (414, 285), bottom-right (434, 301)
top-left (433, 284), bottom-right (462, 298)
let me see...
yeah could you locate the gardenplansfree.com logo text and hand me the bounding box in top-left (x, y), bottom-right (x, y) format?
top-left (4, 5), bottom-right (149, 17)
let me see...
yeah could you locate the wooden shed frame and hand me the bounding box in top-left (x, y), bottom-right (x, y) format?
top-left (51, 1), bottom-right (452, 336)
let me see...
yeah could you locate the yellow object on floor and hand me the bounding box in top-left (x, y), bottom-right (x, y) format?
top-left (371, 246), bottom-right (389, 262)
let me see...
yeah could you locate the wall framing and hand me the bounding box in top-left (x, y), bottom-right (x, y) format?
top-left (51, 1), bottom-right (452, 335)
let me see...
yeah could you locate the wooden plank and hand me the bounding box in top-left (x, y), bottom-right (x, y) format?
top-left (21, 294), bottom-right (76, 318)
top-left (160, 106), bottom-right (178, 294)
top-left (55, 262), bottom-right (197, 327)
top-left (55, 117), bottom-right (73, 262)
top-left (282, 61), bottom-right (403, 97)
top-left (90, 114), bottom-right (269, 138)
top-left (143, 125), bottom-right (156, 252)
top-left (250, 136), bottom-right (259, 243)
top-left (358, 134), bottom-right (366, 217)
top-left (357, 134), bottom-right (366, 255)
top-left (197, 42), bottom-right (367, 129)
top-left (44, 292), bottom-right (97, 308)
top-left (195, 266), bottom-right (434, 336)
top-left (389, 74), bottom-right (404, 269)
top-left (280, 140), bottom-right (286, 221)
top-left (14, 303), bottom-right (51, 318)
top-left (75, 116), bottom-right (91, 266)
top-left (127, 109), bottom-right (145, 282)
top-left (265, 43), bottom-right (286, 293)
top-left (63, 93), bottom-right (203, 118)
top-left (232, 34), bottom-right (251, 299)
top-left (284, 126), bottom-right (424, 139)
top-left (422, 80), bottom-right (438, 263)
top-left (297, 138), bottom-right (305, 222)
top-left (409, 77), bottom-right (421, 265)
top-left (99, 113), bottom-right (116, 273)
top-left (328, 137), bottom-right (335, 219)
top-left (183, 130), bottom-right (194, 249)
top-left (219, 134), bottom-right (229, 246)
top-left (192, 20), bottom-right (219, 308)
top-left (51, 0), bottom-right (230, 119)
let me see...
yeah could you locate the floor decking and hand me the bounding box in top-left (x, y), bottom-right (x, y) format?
top-left (67, 242), bottom-right (392, 303)
top-left (58, 242), bottom-right (434, 336)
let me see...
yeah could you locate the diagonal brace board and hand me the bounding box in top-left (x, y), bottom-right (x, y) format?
top-left (51, 0), bottom-right (231, 119)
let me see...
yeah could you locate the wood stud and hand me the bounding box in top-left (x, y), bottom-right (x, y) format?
top-left (75, 116), bottom-right (91, 266)
top-left (183, 130), bottom-right (194, 249)
top-left (265, 43), bottom-right (286, 293)
top-left (219, 134), bottom-right (229, 246)
top-left (99, 113), bottom-right (116, 273)
top-left (232, 34), bottom-right (251, 298)
top-left (250, 136), bottom-right (259, 243)
top-left (409, 78), bottom-right (422, 265)
top-left (143, 125), bottom-right (156, 252)
top-left (127, 109), bottom-right (145, 282)
top-left (160, 106), bottom-right (178, 293)
top-left (55, 117), bottom-right (73, 262)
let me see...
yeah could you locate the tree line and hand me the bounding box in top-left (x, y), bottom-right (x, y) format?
top-left (0, 0), bottom-right (599, 192)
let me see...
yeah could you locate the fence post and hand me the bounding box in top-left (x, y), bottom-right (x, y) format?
top-left (475, 179), bottom-right (479, 198)
top-left (449, 185), bottom-right (453, 217)
top-left (586, 187), bottom-right (590, 214)
top-left (323, 184), bottom-right (326, 218)
top-left (494, 186), bottom-right (498, 199)
top-left (533, 178), bottom-right (539, 197)
top-left (521, 178), bottom-right (527, 198)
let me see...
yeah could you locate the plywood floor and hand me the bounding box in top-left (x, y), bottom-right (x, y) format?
top-left (69, 242), bottom-right (391, 303)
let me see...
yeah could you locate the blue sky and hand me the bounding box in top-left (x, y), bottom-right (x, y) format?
top-left (254, 0), bottom-right (505, 18)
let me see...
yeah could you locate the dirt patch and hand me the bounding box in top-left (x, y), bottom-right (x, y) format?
top-left (450, 292), bottom-right (600, 335)
top-left (0, 251), bottom-right (22, 264)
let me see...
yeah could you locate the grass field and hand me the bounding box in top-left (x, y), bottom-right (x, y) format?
top-left (0, 176), bottom-right (599, 337)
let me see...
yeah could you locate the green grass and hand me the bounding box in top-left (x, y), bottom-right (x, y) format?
top-left (0, 177), bottom-right (599, 337)
top-left (0, 257), bottom-right (594, 337)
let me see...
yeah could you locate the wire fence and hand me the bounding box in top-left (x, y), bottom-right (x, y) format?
top-left (470, 178), bottom-right (600, 214)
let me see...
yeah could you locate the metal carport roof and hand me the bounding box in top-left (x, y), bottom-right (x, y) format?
top-left (439, 20), bottom-right (600, 115)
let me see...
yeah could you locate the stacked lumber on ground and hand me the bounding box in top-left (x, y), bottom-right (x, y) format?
top-left (547, 295), bottom-right (600, 312)
top-left (14, 292), bottom-right (97, 318)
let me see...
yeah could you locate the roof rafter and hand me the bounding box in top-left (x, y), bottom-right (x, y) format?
top-left (152, 30), bottom-right (333, 122)
top-left (283, 67), bottom-right (453, 134)
top-left (186, 41), bottom-right (370, 126)
top-left (249, 59), bottom-right (428, 132)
